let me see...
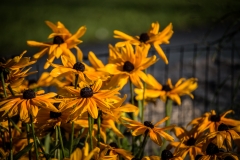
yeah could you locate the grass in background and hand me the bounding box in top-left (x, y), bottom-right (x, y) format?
top-left (0, 0), bottom-right (240, 56)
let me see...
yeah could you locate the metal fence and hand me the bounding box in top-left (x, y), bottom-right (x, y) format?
top-left (29, 40), bottom-right (240, 127)
top-left (27, 39), bottom-right (240, 155)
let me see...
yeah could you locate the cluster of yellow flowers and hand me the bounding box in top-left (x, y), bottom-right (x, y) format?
top-left (0, 21), bottom-right (239, 160)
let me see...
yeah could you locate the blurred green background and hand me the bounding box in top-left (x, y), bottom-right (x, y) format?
top-left (1, 0), bottom-right (239, 56)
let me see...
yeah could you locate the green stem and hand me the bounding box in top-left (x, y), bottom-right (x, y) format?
top-left (69, 74), bottom-right (78, 155)
top-left (0, 71), bottom-right (7, 98)
top-left (160, 98), bottom-right (173, 154)
top-left (129, 81), bottom-right (136, 154)
top-left (69, 122), bottom-right (74, 155)
top-left (165, 98), bottom-right (173, 127)
top-left (74, 74), bottom-right (79, 89)
top-left (58, 126), bottom-right (65, 158)
top-left (54, 127), bottom-right (59, 159)
top-left (26, 124), bottom-right (32, 160)
top-left (97, 111), bottom-right (101, 147)
top-left (36, 137), bottom-right (49, 160)
top-left (141, 69), bottom-right (147, 123)
top-left (8, 116), bottom-right (13, 160)
top-left (30, 115), bottom-right (39, 160)
top-left (7, 85), bottom-right (15, 96)
top-left (88, 113), bottom-right (93, 152)
top-left (137, 130), bottom-right (149, 159)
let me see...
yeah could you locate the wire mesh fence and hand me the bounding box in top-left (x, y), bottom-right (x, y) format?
top-left (26, 39), bottom-right (240, 155)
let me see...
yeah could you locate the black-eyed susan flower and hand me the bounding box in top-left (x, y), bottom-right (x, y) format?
top-left (100, 142), bottom-right (134, 160)
top-left (169, 127), bottom-right (204, 160)
top-left (50, 55), bottom-right (99, 84)
top-left (206, 123), bottom-right (240, 150)
top-left (100, 43), bottom-right (157, 89)
top-left (122, 117), bottom-right (175, 146)
top-left (135, 74), bottom-right (198, 105)
top-left (0, 89), bottom-right (58, 122)
top-left (198, 142), bottom-right (226, 160)
top-left (114, 22), bottom-right (173, 64)
top-left (188, 110), bottom-right (240, 133)
top-left (66, 142), bottom-right (100, 160)
top-left (141, 150), bottom-right (183, 160)
top-left (27, 21), bottom-right (86, 69)
top-left (0, 51), bottom-right (36, 71)
top-left (63, 79), bottom-right (120, 120)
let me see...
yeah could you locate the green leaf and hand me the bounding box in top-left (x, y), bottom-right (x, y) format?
top-left (49, 143), bottom-right (60, 156)
top-left (13, 142), bottom-right (33, 160)
top-left (9, 118), bottom-right (22, 133)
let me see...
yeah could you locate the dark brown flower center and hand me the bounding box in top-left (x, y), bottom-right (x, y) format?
top-left (80, 87), bottom-right (93, 98)
top-left (161, 149), bottom-right (173, 160)
top-left (50, 111), bottom-right (62, 119)
top-left (73, 62), bottom-right (85, 72)
top-left (195, 155), bottom-right (203, 160)
top-left (53, 36), bottom-right (64, 45)
top-left (218, 123), bottom-right (229, 131)
top-left (109, 142), bottom-right (118, 148)
top-left (206, 143), bottom-right (219, 155)
top-left (186, 137), bottom-right (196, 146)
top-left (210, 115), bottom-right (221, 122)
top-left (131, 158), bottom-right (140, 160)
top-left (224, 156), bottom-right (235, 160)
top-left (162, 85), bottom-right (172, 91)
top-left (139, 33), bottom-right (149, 43)
top-left (144, 121), bottom-right (154, 129)
top-left (23, 89), bottom-right (36, 99)
top-left (123, 61), bottom-right (134, 72)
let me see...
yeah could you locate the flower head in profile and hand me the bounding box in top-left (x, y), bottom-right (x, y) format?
top-left (67, 142), bottom-right (100, 160)
top-left (206, 123), bottom-right (240, 150)
top-left (100, 142), bottom-right (134, 160)
top-left (101, 43), bottom-right (157, 89)
top-left (114, 22), bottom-right (173, 64)
top-left (135, 74), bottom-right (198, 105)
top-left (122, 117), bottom-right (175, 146)
top-left (188, 110), bottom-right (240, 133)
top-left (0, 89), bottom-right (58, 122)
top-left (0, 51), bottom-right (36, 71)
top-left (63, 79), bottom-right (120, 120)
top-left (169, 127), bottom-right (204, 160)
top-left (27, 21), bottom-right (86, 69)
top-left (197, 142), bottom-right (229, 160)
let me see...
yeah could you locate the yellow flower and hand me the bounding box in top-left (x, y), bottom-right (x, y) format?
top-left (0, 51), bottom-right (37, 94)
top-left (63, 79), bottom-right (120, 119)
top-left (0, 89), bottom-right (58, 122)
top-left (188, 110), bottom-right (240, 133)
top-left (122, 117), bottom-right (175, 146)
top-left (101, 43), bottom-right (157, 89)
top-left (135, 74), bottom-right (198, 105)
top-left (0, 51), bottom-right (36, 71)
top-left (88, 51), bottom-right (110, 81)
top-left (50, 55), bottom-right (100, 84)
top-left (100, 142), bottom-right (134, 160)
top-left (114, 22), bottom-right (173, 64)
top-left (206, 123), bottom-right (240, 150)
top-left (27, 21), bottom-right (86, 69)
top-left (142, 149), bottom-right (183, 160)
top-left (67, 142), bottom-right (100, 160)
top-left (169, 127), bottom-right (204, 160)
top-left (197, 142), bottom-right (228, 160)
